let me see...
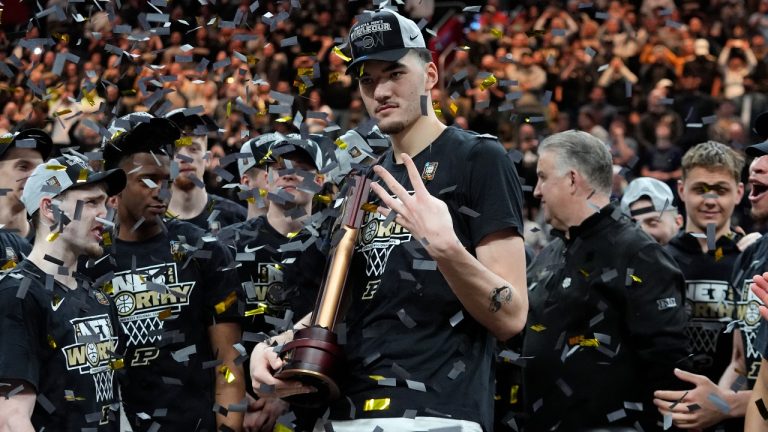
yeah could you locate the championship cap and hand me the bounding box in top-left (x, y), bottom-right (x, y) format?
top-left (238, 132), bottom-right (286, 176)
top-left (620, 177), bottom-right (676, 216)
top-left (103, 113), bottom-right (180, 170)
top-left (21, 154), bottom-right (126, 215)
top-left (346, 8), bottom-right (426, 74)
top-left (0, 128), bottom-right (53, 161)
top-left (267, 134), bottom-right (325, 170)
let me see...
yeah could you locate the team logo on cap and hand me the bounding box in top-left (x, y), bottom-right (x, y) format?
top-left (351, 19), bottom-right (392, 49)
top-left (45, 176), bottom-right (62, 189)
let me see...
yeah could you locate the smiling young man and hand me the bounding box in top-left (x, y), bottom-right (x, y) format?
top-left (237, 133), bottom-right (284, 220)
top-left (0, 154), bottom-right (126, 431)
top-left (249, 7), bottom-right (527, 432)
top-left (653, 141), bottom-right (750, 431)
top-left (165, 109), bottom-right (246, 231)
top-left (82, 114), bottom-right (245, 431)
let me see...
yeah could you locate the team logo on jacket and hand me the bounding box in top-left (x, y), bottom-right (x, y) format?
top-left (737, 278), bottom-right (764, 378)
top-left (422, 162), bottom-right (438, 181)
top-left (357, 200), bottom-right (412, 300)
top-left (242, 263), bottom-right (285, 305)
top-left (61, 314), bottom-right (118, 406)
top-left (109, 263), bottom-right (195, 351)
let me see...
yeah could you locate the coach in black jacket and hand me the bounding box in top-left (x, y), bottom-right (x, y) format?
top-left (521, 130), bottom-right (690, 431)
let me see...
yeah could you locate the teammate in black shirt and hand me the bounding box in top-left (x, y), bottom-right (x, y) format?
top-left (165, 108), bottom-right (246, 230)
top-left (654, 141), bottom-right (751, 430)
top-left (221, 134), bottom-right (328, 431)
top-left (0, 154), bottom-right (126, 431)
top-left (250, 8), bottom-right (528, 431)
top-left (84, 113), bottom-right (245, 431)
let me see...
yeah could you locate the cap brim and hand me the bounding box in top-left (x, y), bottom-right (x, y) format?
top-left (747, 142), bottom-right (768, 157)
top-left (81, 168), bottom-right (127, 196)
top-left (346, 48), bottom-right (412, 75)
top-left (7, 128), bottom-right (53, 160)
top-left (168, 112), bottom-right (219, 134)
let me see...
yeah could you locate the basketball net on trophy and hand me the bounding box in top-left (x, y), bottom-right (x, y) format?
top-left (274, 169), bottom-right (373, 407)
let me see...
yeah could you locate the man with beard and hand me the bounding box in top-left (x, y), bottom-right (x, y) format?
top-left (83, 113), bottom-right (245, 431)
top-left (0, 154), bottom-right (126, 430)
top-left (250, 7), bottom-right (528, 431)
top-left (165, 108), bottom-right (246, 231)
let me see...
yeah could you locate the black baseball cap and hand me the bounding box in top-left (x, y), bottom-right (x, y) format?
top-left (21, 155), bottom-right (126, 215)
top-left (0, 128), bottom-right (53, 161)
top-left (346, 8), bottom-right (427, 75)
top-left (165, 108), bottom-right (219, 136)
top-left (103, 113), bottom-right (181, 170)
top-left (746, 111), bottom-right (768, 156)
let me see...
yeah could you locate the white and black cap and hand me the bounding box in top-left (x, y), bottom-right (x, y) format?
top-left (21, 154), bottom-right (126, 216)
top-left (238, 132), bottom-right (286, 176)
top-left (620, 177), bottom-right (676, 217)
top-left (346, 8), bottom-right (426, 74)
top-left (267, 134), bottom-right (325, 171)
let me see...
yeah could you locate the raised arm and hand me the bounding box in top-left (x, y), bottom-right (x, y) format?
top-left (0, 381), bottom-right (36, 432)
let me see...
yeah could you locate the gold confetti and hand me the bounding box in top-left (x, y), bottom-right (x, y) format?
top-left (630, 274), bottom-right (642, 283)
top-left (369, 375), bottom-right (386, 381)
top-left (46, 164), bottom-right (67, 171)
top-left (363, 398), bottom-right (390, 411)
top-left (490, 28), bottom-right (503, 39)
top-left (1, 260), bottom-right (16, 270)
top-left (259, 188), bottom-right (267, 197)
top-left (579, 338), bottom-right (600, 347)
top-left (158, 309), bottom-right (173, 320)
top-left (274, 425), bottom-right (292, 432)
top-left (329, 72), bottom-right (341, 84)
top-left (276, 115), bottom-right (293, 123)
top-left (579, 269), bottom-right (590, 277)
top-left (47, 335), bottom-right (57, 349)
top-left (219, 365), bottom-right (236, 383)
top-left (334, 138), bottom-right (348, 149)
top-left (77, 169), bottom-right (88, 183)
top-left (510, 385), bottom-right (519, 404)
top-left (46, 231), bottom-right (60, 242)
top-left (530, 324), bottom-right (546, 332)
top-left (244, 304), bottom-right (267, 316)
top-left (361, 202), bottom-right (379, 213)
top-left (226, 100), bottom-right (232, 118)
top-left (286, 231), bottom-right (299, 239)
top-left (332, 46), bottom-right (351, 62)
top-left (314, 194), bottom-right (332, 204)
top-left (480, 74), bottom-right (497, 91)
top-left (215, 291), bottom-right (237, 315)
top-left (714, 247), bottom-right (723, 262)
top-left (449, 101), bottom-right (459, 115)
top-left (82, 87), bottom-right (95, 106)
top-left (432, 102), bottom-right (442, 117)
top-left (54, 109), bottom-right (72, 117)
top-left (109, 358), bottom-right (125, 370)
top-left (359, 63), bottom-right (365, 77)
top-left (102, 231), bottom-right (112, 247)
top-left (102, 281), bottom-right (114, 295)
top-left (175, 136), bottom-right (192, 147)
top-left (0, 136), bottom-right (12, 144)
top-left (247, 55), bottom-right (259, 65)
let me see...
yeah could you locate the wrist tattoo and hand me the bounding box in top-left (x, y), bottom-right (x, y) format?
top-left (489, 285), bottom-right (512, 313)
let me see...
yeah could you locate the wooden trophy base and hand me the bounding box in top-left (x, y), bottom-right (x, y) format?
top-left (275, 326), bottom-right (344, 407)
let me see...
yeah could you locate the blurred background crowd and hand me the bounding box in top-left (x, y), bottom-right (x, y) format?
top-left (2, 0), bottom-right (768, 251)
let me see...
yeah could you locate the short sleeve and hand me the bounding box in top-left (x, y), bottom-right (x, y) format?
top-left (202, 240), bottom-right (242, 324)
top-left (465, 138), bottom-right (525, 247)
top-left (0, 285), bottom-right (43, 390)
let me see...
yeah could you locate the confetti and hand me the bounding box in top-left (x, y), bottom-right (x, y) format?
top-left (480, 74), bottom-right (497, 91)
top-left (219, 365), bottom-right (236, 383)
top-left (363, 398), bottom-right (391, 411)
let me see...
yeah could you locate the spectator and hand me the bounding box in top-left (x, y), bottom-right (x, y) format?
top-left (620, 176), bottom-right (682, 245)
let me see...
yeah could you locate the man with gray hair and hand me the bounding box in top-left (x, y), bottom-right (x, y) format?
top-left (521, 130), bottom-right (689, 430)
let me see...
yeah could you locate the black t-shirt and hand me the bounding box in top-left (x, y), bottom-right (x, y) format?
top-left (331, 127), bottom-right (524, 431)
top-left (183, 194), bottom-right (247, 231)
top-left (0, 229), bottom-right (31, 266)
top-left (81, 219), bottom-right (241, 431)
top-left (218, 215), bottom-right (328, 400)
top-left (731, 234), bottom-right (768, 387)
top-left (0, 260), bottom-right (123, 431)
top-left (665, 232), bottom-right (742, 381)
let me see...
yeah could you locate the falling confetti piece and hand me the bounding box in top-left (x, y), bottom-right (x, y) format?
top-left (332, 46), bottom-right (351, 62)
top-left (46, 232), bottom-right (60, 242)
top-left (219, 365), bottom-right (237, 383)
top-left (215, 291), bottom-right (238, 314)
top-left (630, 274), bottom-right (642, 283)
top-left (363, 398), bottom-right (391, 411)
top-left (530, 324), bottom-right (546, 332)
top-left (175, 137), bottom-right (192, 147)
top-left (480, 74), bottom-right (497, 91)
top-left (110, 358), bottom-right (125, 370)
top-left (158, 309), bottom-right (173, 320)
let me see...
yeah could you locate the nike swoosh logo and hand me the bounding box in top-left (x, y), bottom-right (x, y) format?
top-left (244, 244), bottom-right (265, 253)
top-left (409, 34), bottom-right (419, 41)
top-left (51, 298), bottom-right (65, 311)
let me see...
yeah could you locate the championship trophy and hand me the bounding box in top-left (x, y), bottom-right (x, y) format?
top-left (274, 170), bottom-right (373, 407)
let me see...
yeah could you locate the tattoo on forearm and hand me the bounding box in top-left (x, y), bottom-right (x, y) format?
top-left (489, 285), bottom-right (512, 312)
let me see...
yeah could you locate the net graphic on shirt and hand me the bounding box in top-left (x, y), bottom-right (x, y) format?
top-left (363, 245), bottom-right (394, 277)
top-left (358, 209), bottom-right (413, 278)
top-left (121, 315), bottom-right (163, 346)
top-left (93, 370), bottom-right (114, 402)
top-left (685, 323), bottom-right (720, 355)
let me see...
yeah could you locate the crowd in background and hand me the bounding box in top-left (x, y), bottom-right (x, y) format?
top-left (3, 0), bottom-right (768, 250)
